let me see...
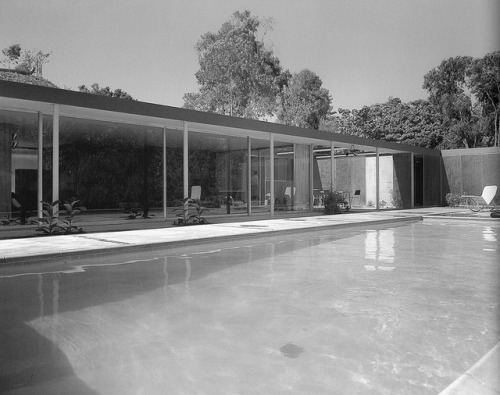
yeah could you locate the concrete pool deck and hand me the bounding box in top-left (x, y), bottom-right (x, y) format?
top-left (1, 207), bottom-right (499, 394)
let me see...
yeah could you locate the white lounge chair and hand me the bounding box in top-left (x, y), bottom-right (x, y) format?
top-left (461, 185), bottom-right (497, 212)
top-left (190, 185), bottom-right (201, 201)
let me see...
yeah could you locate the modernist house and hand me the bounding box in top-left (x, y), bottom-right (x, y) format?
top-left (0, 80), bottom-right (454, 230)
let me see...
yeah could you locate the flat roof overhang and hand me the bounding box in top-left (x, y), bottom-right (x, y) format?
top-left (0, 80), bottom-right (440, 156)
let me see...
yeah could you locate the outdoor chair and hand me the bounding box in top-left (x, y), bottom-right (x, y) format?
top-left (284, 186), bottom-right (296, 198)
top-left (190, 185), bottom-right (201, 201)
top-left (461, 185), bottom-right (497, 212)
top-left (11, 192), bottom-right (27, 225)
top-left (352, 189), bottom-right (361, 207)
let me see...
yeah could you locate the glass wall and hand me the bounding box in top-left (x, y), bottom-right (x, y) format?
top-left (272, 141), bottom-right (311, 211)
top-left (59, 117), bottom-right (164, 219)
top-left (1, 107), bottom-right (323, 231)
top-left (188, 131), bottom-right (248, 216)
top-left (249, 137), bottom-right (270, 213)
top-left (293, 143), bottom-right (311, 210)
top-left (0, 110), bottom-right (52, 224)
top-left (312, 145), bottom-right (331, 208)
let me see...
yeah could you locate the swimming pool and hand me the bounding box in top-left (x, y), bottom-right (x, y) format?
top-left (1, 220), bottom-right (498, 394)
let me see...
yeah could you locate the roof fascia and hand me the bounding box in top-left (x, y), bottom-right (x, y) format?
top-left (0, 80), bottom-right (440, 156)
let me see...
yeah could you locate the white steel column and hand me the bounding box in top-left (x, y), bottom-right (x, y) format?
top-left (163, 127), bottom-right (167, 220)
top-left (439, 155), bottom-right (443, 205)
top-left (309, 144), bottom-right (314, 209)
top-left (375, 147), bottom-right (380, 210)
top-left (270, 133), bottom-right (274, 217)
top-left (247, 137), bottom-right (251, 215)
top-left (52, 104), bottom-right (59, 203)
top-left (422, 156), bottom-right (426, 206)
top-left (183, 122), bottom-right (188, 199)
top-left (37, 112), bottom-right (43, 220)
top-left (410, 152), bottom-right (415, 208)
top-left (330, 141), bottom-right (335, 191)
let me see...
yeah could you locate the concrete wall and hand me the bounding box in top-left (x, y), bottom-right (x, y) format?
top-left (334, 156), bottom-right (367, 204)
top-left (393, 153), bottom-right (412, 208)
top-left (319, 155), bottom-right (408, 208)
top-left (441, 148), bottom-right (500, 204)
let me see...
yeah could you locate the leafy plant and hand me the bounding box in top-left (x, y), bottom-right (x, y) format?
top-left (323, 191), bottom-right (347, 215)
top-left (1, 214), bottom-right (21, 226)
top-left (125, 208), bottom-right (142, 219)
top-left (274, 195), bottom-right (288, 211)
top-left (59, 200), bottom-right (84, 233)
top-left (446, 192), bottom-right (463, 207)
top-left (173, 198), bottom-right (208, 225)
top-left (124, 207), bottom-right (155, 219)
top-left (190, 199), bottom-right (208, 224)
top-left (37, 200), bottom-right (63, 234)
top-left (37, 200), bottom-right (84, 235)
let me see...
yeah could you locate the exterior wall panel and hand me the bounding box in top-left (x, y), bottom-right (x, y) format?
top-left (483, 154), bottom-right (500, 187)
top-left (442, 156), bottom-right (462, 194)
top-left (393, 153), bottom-right (411, 209)
top-left (462, 155), bottom-right (483, 195)
top-left (441, 148), bottom-right (500, 205)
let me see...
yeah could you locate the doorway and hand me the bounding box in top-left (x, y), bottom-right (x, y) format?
top-left (414, 155), bottom-right (423, 206)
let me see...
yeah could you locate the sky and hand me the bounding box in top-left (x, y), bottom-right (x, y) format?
top-left (1, 0), bottom-right (499, 111)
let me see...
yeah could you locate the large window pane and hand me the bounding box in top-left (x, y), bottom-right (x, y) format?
top-left (188, 131), bottom-right (248, 216)
top-left (0, 110), bottom-right (51, 225)
top-left (273, 141), bottom-right (294, 211)
top-left (250, 138), bottom-right (270, 213)
top-left (59, 117), bottom-right (163, 219)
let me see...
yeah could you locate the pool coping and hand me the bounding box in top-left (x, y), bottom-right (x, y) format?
top-left (1, 214), bottom-right (421, 266)
top-left (439, 341), bottom-right (500, 395)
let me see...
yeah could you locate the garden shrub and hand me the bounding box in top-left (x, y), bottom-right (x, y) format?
top-left (445, 192), bottom-right (463, 207)
top-left (323, 191), bottom-right (346, 215)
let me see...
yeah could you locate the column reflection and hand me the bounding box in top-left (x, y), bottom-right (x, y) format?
top-left (364, 229), bottom-right (395, 271)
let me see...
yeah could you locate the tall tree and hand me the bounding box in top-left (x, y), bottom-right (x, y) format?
top-left (183, 10), bottom-right (287, 119)
top-left (422, 56), bottom-right (481, 148)
top-left (277, 69), bottom-right (332, 129)
top-left (466, 51), bottom-right (500, 147)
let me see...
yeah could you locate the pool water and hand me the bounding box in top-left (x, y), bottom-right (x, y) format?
top-left (1, 221), bottom-right (499, 394)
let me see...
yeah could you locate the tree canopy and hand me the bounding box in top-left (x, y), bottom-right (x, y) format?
top-left (324, 98), bottom-right (444, 149)
top-left (466, 52), bottom-right (500, 147)
top-left (183, 10), bottom-right (332, 129)
top-left (322, 51), bottom-right (499, 149)
top-left (277, 69), bottom-right (332, 129)
top-left (1, 44), bottom-right (21, 70)
top-left (422, 52), bottom-right (499, 147)
top-left (183, 10), bottom-right (286, 119)
top-left (78, 83), bottom-right (134, 100)
top-left (1, 44), bottom-right (51, 77)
